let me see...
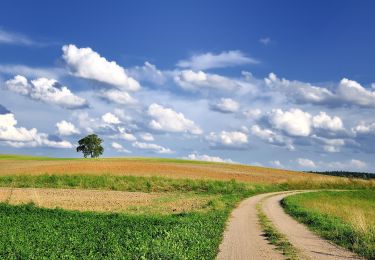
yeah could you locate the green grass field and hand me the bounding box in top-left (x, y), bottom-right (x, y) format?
top-left (0, 203), bottom-right (228, 259)
top-left (282, 190), bottom-right (375, 259)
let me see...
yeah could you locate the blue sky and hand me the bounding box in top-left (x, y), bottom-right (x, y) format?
top-left (1, 0), bottom-right (375, 171)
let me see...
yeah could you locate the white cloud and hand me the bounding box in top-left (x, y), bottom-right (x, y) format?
top-left (98, 89), bottom-right (137, 105)
top-left (265, 73), bottom-right (335, 104)
top-left (128, 61), bottom-right (166, 85)
top-left (0, 64), bottom-right (64, 79)
top-left (0, 28), bottom-right (36, 46)
top-left (352, 121), bottom-right (375, 135)
top-left (243, 108), bottom-right (262, 119)
top-left (312, 112), bottom-right (344, 132)
top-left (206, 131), bottom-right (248, 148)
top-left (111, 142), bottom-right (131, 153)
top-left (148, 103), bottom-right (202, 134)
top-left (296, 158), bottom-right (316, 168)
top-left (182, 153), bottom-right (234, 163)
top-left (251, 125), bottom-right (294, 150)
top-left (102, 112), bottom-right (121, 125)
top-left (0, 113), bottom-right (37, 142)
top-left (0, 113), bottom-right (72, 148)
top-left (177, 50), bottom-right (258, 70)
top-left (116, 127), bottom-right (137, 141)
top-left (268, 108), bottom-right (312, 137)
top-left (270, 160), bottom-right (284, 168)
top-left (174, 70), bottom-right (241, 91)
top-left (132, 141), bottom-right (173, 154)
top-left (62, 44), bottom-right (140, 91)
top-left (4, 75), bottom-right (88, 109)
top-left (211, 98), bottom-right (239, 113)
top-left (56, 120), bottom-right (80, 136)
top-left (326, 159), bottom-right (367, 170)
top-left (337, 78), bottom-right (375, 107)
top-left (139, 132), bottom-right (154, 141)
top-left (265, 73), bottom-right (375, 108)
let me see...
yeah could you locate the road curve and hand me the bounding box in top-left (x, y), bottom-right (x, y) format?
top-left (217, 191), bottom-right (361, 260)
top-left (217, 191), bottom-right (288, 260)
top-left (262, 192), bottom-right (361, 260)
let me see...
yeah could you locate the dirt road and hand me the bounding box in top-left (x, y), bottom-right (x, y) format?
top-left (217, 192), bottom-right (286, 260)
top-left (217, 191), bottom-right (361, 260)
top-left (262, 192), bottom-right (361, 260)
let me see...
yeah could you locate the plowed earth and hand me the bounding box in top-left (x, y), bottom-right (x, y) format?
top-left (0, 187), bottom-right (214, 214)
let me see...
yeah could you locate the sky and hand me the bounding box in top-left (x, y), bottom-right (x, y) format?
top-left (1, 0), bottom-right (375, 172)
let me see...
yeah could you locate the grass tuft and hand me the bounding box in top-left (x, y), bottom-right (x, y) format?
top-left (257, 202), bottom-right (299, 259)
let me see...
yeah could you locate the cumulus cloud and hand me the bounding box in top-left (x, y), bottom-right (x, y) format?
top-left (148, 103), bottom-right (202, 134)
top-left (132, 141), bottom-right (173, 154)
top-left (139, 132), bottom-right (154, 142)
top-left (174, 70), bottom-right (241, 91)
top-left (206, 131), bottom-right (248, 148)
top-left (251, 125), bottom-right (294, 150)
top-left (102, 112), bottom-right (121, 125)
top-left (296, 158), bottom-right (316, 168)
top-left (0, 113), bottom-right (72, 148)
top-left (312, 135), bottom-right (346, 153)
top-left (312, 112), bottom-right (344, 132)
top-left (182, 153), bottom-right (234, 163)
top-left (56, 120), bottom-right (80, 136)
top-left (211, 98), bottom-right (240, 113)
top-left (177, 50), bottom-right (258, 70)
top-left (98, 89), bottom-right (137, 105)
top-left (268, 108), bottom-right (312, 137)
top-left (62, 44), bottom-right (140, 91)
top-left (127, 61), bottom-right (166, 85)
top-left (269, 160), bottom-right (284, 168)
top-left (265, 73), bottom-right (375, 108)
top-left (111, 142), bottom-right (131, 153)
top-left (4, 75), bottom-right (88, 109)
top-left (352, 121), bottom-right (375, 135)
top-left (266, 108), bottom-right (344, 137)
top-left (116, 127), bottom-right (136, 141)
top-left (337, 78), bottom-right (375, 107)
top-left (326, 159), bottom-right (367, 170)
top-left (243, 108), bottom-right (262, 119)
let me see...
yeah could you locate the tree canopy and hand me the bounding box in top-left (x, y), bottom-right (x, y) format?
top-left (76, 134), bottom-right (104, 158)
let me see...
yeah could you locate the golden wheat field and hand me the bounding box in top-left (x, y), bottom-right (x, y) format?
top-left (0, 156), bottom-right (329, 183)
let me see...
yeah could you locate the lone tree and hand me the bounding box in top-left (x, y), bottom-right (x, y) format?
top-left (76, 134), bottom-right (104, 158)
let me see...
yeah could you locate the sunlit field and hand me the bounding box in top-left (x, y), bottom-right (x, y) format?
top-left (282, 190), bottom-right (375, 259)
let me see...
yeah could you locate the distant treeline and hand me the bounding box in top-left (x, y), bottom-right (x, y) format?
top-left (306, 171), bottom-right (375, 180)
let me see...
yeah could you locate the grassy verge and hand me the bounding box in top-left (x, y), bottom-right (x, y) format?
top-left (0, 174), bottom-right (274, 194)
top-left (282, 190), bottom-right (375, 259)
top-left (256, 201), bottom-right (298, 259)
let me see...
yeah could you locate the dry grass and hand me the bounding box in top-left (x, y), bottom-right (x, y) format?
top-left (291, 191), bottom-right (375, 232)
top-left (0, 187), bottom-right (216, 215)
top-left (0, 157), bottom-right (327, 184)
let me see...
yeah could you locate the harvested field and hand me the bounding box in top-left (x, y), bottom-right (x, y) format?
top-left (0, 156), bottom-right (321, 183)
top-left (0, 187), bottom-right (215, 214)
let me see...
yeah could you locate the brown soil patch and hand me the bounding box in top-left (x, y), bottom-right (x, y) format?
top-left (0, 187), bottom-right (211, 214)
top-left (0, 158), bottom-right (318, 184)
